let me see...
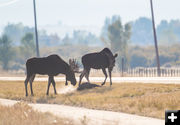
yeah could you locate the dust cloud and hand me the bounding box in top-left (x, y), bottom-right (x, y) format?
top-left (57, 85), bottom-right (77, 94)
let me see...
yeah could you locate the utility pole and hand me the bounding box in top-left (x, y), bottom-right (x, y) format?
top-left (150, 0), bottom-right (160, 76)
top-left (33, 0), bottom-right (40, 57)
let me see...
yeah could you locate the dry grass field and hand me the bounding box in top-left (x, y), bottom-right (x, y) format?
top-left (0, 102), bottom-right (73, 125)
top-left (0, 80), bottom-right (180, 119)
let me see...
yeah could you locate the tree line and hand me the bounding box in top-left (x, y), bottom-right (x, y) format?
top-left (1, 15), bottom-right (180, 71)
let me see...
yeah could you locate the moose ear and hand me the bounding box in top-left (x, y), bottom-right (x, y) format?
top-left (114, 53), bottom-right (118, 58)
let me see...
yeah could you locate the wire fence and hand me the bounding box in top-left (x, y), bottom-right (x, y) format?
top-left (90, 67), bottom-right (180, 77)
top-left (123, 67), bottom-right (180, 77)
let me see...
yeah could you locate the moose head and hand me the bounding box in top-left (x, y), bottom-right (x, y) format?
top-left (69, 59), bottom-right (80, 73)
top-left (65, 59), bottom-right (80, 86)
top-left (104, 52), bottom-right (118, 71)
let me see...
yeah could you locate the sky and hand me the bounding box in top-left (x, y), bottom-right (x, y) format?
top-left (0, 0), bottom-right (180, 36)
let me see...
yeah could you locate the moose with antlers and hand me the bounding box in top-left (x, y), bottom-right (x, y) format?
top-left (24, 54), bottom-right (79, 96)
top-left (79, 48), bottom-right (118, 86)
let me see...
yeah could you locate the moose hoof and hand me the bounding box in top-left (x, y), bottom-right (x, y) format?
top-left (101, 82), bottom-right (105, 86)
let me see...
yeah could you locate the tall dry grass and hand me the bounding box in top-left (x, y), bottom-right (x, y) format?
top-left (0, 80), bottom-right (180, 119)
top-left (0, 102), bottom-right (73, 125)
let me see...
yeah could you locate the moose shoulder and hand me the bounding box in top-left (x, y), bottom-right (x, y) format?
top-left (24, 54), bottom-right (77, 96)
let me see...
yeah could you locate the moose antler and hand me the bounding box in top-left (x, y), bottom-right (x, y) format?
top-left (69, 59), bottom-right (81, 73)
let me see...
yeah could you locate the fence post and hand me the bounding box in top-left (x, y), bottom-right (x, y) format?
top-left (121, 58), bottom-right (124, 77)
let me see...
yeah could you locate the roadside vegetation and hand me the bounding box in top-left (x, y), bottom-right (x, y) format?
top-left (0, 80), bottom-right (180, 119)
top-left (0, 102), bottom-right (73, 125)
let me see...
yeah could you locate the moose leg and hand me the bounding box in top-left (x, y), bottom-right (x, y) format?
top-left (24, 75), bottom-right (30, 96)
top-left (29, 74), bottom-right (35, 96)
top-left (101, 68), bottom-right (107, 86)
top-left (46, 76), bottom-right (52, 95)
top-left (65, 78), bottom-right (68, 86)
top-left (85, 69), bottom-right (90, 83)
top-left (108, 68), bottom-right (112, 86)
top-left (52, 77), bottom-right (57, 95)
top-left (79, 69), bottom-right (86, 86)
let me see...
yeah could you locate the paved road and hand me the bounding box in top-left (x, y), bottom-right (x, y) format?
top-left (0, 98), bottom-right (164, 125)
top-left (0, 76), bottom-right (180, 84)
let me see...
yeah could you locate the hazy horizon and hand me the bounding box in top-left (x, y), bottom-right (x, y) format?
top-left (0, 0), bottom-right (180, 36)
